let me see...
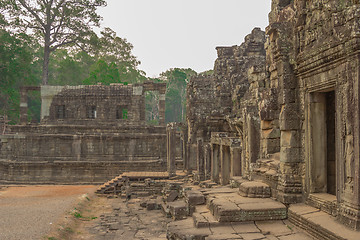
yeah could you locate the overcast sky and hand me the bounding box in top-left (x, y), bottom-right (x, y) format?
top-left (97, 0), bottom-right (271, 77)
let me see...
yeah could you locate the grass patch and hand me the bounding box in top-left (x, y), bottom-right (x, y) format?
top-left (65, 227), bottom-right (74, 233)
top-left (44, 192), bottom-right (102, 240)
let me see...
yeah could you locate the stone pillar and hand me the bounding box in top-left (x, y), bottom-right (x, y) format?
top-left (204, 143), bottom-right (211, 180)
top-left (132, 85), bottom-right (144, 122)
top-left (19, 87), bottom-right (28, 125)
top-left (184, 142), bottom-right (190, 171)
top-left (266, 22), bottom-right (302, 204)
top-left (72, 135), bottom-right (82, 161)
top-left (211, 144), bottom-right (220, 183)
top-left (167, 123), bottom-right (176, 177)
top-left (159, 93), bottom-right (166, 125)
top-left (40, 85), bottom-right (65, 121)
top-left (220, 145), bottom-right (231, 185)
top-left (196, 138), bottom-right (205, 181)
top-left (189, 143), bottom-right (197, 171)
top-left (230, 138), bottom-right (241, 177)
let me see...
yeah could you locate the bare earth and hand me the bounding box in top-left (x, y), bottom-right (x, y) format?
top-left (0, 185), bottom-right (97, 240)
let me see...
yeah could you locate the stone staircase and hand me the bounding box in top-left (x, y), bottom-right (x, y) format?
top-left (159, 179), bottom-right (289, 239)
top-left (96, 171), bottom-right (170, 195)
top-left (96, 174), bottom-right (125, 194)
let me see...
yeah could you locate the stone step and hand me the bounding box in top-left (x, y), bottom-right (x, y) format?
top-left (208, 194), bottom-right (287, 222)
top-left (199, 180), bottom-right (217, 188)
top-left (167, 218), bottom-right (211, 240)
top-left (230, 176), bottom-right (248, 188)
top-left (185, 190), bottom-right (205, 206)
top-left (96, 174), bottom-right (124, 194)
top-left (131, 191), bottom-right (151, 197)
top-left (288, 203), bottom-right (360, 240)
top-left (167, 200), bottom-right (188, 220)
top-left (270, 152), bottom-right (280, 161)
top-left (193, 205), bottom-right (220, 228)
top-left (238, 181), bottom-right (271, 198)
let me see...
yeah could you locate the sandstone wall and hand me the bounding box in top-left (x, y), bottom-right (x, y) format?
top-left (184, 0), bottom-right (360, 230)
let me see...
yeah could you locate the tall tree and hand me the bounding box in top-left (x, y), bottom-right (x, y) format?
top-left (0, 29), bottom-right (39, 123)
top-left (3, 0), bottom-right (106, 85)
top-left (83, 59), bottom-right (121, 85)
top-left (160, 68), bottom-right (196, 123)
top-left (90, 28), bottom-right (146, 84)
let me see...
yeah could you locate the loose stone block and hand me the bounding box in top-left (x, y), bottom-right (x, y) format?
top-left (166, 190), bottom-right (179, 202)
top-left (186, 190), bottom-right (206, 206)
top-left (168, 201), bottom-right (188, 220)
top-left (239, 181), bottom-right (271, 198)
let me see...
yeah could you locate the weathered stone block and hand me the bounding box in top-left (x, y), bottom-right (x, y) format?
top-left (239, 181), bottom-right (271, 198)
top-left (280, 147), bottom-right (300, 163)
top-left (166, 190), bottom-right (179, 202)
top-left (168, 201), bottom-right (188, 220)
top-left (262, 128), bottom-right (281, 139)
top-left (146, 201), bottom-right (158, 211)
top-left (280, 130), bottom-right (300, 148)
top-left (261, 120), bottom-right (273, 130)
top-left (185, 190), bottom-right (205, 206)
top-left (279, 88), bottom-right (296, 104)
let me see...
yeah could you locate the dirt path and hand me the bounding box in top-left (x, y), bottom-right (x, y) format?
top-left (0, 185), bottom-right (97, 240)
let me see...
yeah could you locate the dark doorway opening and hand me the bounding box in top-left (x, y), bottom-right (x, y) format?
top-left (326, 91), bottom-right (336, 195)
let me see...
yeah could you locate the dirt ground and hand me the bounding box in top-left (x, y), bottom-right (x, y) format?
top-left (0, 185), bottom-right (97, 240)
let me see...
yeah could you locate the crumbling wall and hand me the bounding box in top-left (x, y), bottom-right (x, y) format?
top-left (0, 82), bottom-right (168, 184)
top-left (41, 82), bottom-right (166, 125)
top-left (185, 28), bottom-right (267, 180)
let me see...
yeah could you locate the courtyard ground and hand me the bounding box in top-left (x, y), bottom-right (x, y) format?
top-left (0, 184), bottom-right (317, 240)
top-left (0, 185), bottom-right (97, 240)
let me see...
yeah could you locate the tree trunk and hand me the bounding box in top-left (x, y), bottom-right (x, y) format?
top-left (42, 43), bottom-right (50, 85)
top-left (42, 9), bottom-right (51, 86)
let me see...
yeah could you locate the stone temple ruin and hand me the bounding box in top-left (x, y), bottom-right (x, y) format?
top-left (0, 82), bottom-right (167, 183)
top-left (1, 0), bottom-right (360, 238)
top-left (168, 0), bottom-right (360, 236)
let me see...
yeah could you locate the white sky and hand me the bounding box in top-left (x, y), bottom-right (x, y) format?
top-left (97, 0), bottom-right (271, 78)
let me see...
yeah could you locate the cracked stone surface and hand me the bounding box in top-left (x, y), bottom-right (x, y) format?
top-left (85, 197), bottom-right (171, 240)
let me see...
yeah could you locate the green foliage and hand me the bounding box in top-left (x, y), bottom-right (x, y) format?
top-left (3, 0), bottom-right (107, 84)
top-left (83, 60), bottom-right (121, 85)
top-left (199, 69), bottom-right (214, 76)
top-left (145, 90), bottom-right (160, 124)
top-left (86, 28), bottom-right (146, 84)
top-left (48, 50), bottom-right (95, 86)
top-left (160, 68), bottom-right (197, 123)
top-left (122, 109), bottom-right (128, 119)
top-left (0, 1), bottom-right (146, 123)
top-left (65, 227), bottom-right (74, 233)
top-left (0, 29), bottom-right (40, 124)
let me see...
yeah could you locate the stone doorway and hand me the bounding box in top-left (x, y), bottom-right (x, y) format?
top-left (308, 90), bottom-right (336, 195)
top-left (326, 91), bottom-right (336, 195)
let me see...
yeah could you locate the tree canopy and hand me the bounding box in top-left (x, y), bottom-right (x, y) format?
top-left (3, 0), bottom-right (106, 85)
top-left (0, 29), bottom-right (39, 123)
top-left (160, 68), bottom-right (197, 123)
